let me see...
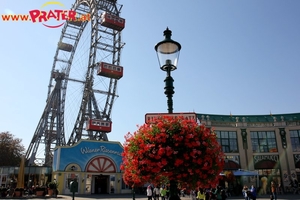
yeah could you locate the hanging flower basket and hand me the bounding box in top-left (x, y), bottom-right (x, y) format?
top-left (121, 116), bottom-right (225, 188)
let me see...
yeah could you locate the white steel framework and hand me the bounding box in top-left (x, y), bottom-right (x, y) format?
top-left (25, 0), bottom-right (125, 166)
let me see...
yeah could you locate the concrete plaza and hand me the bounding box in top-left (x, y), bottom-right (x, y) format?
top-left (1, 193), bottom-right (300, 200)
top-left (35, 193), bottom-right (300, 200)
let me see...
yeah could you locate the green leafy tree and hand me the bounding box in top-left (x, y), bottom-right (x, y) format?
top-left (0, 131), bottom-right (25, 166)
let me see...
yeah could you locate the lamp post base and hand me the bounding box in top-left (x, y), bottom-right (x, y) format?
top-left (169, 195), bottom-right (181, 200)
top-left (169, 180), bottom-right (180, 200)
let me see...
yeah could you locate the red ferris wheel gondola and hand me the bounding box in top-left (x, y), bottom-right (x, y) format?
top-left (97, 62), bottom-right (123, 80)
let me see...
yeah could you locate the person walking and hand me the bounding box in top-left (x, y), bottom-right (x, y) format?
top-left (165, 186), bottom-right (170, 200)
top-left (191, 189), bottom-right (197, 200)
top-left (250, 185), bottom-right (257, 200)
top-left (197, 188), bottom-right (206, 200)
top-left (147, 185), bottom-right (153, 200)
top-left (293, 179), bottom-right (299, 194)
top-left (271, 182), bottom-right (277, 200)
top-left (214, 187), bottom-right (222, 200)
top-left (242, 185), bottom-right (249, 200)
top-left (153, 186), bottom-right (160, 200)
top-left (160, 186), bottom-right (167, 200)
top-left (221, 189), bottom-right (227, 200)
top-left (210, 188), bottom-right (217, 200)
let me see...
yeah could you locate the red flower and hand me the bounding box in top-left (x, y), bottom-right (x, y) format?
top-left (121, 116), bottom-right (225, 188)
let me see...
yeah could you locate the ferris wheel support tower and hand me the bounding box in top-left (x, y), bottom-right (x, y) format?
top-left (25, 0), bottom-right (125, 166)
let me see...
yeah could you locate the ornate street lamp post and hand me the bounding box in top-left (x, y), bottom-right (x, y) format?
top-left (155, 28), bottom-right (181, 114)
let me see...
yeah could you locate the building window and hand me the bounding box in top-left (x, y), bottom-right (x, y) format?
top-left (251, 131), bottom-right (277, 153)
top-left (290, 130), bottom-right (300, 152)
top-left (121, 178), bottom-right (132, 189)
top-left (215, 131), bottom-right (238, 153)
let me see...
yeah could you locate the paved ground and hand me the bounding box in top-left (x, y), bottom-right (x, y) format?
top-left (60, 193), bottom-right (300, 200)
top-left (58, 193), bottom-right (300, 200)
top-left (1, 193), bottom-right (300, 200)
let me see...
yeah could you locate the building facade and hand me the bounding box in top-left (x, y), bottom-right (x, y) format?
top-left (0, 166), bottom-right (52, 189)
top-left (198, 112), bottom-right (300, 194)
top-left (52, 140), bottom-right (130, 195)
top-left (2, 112), bottom-right (300, 195)
top-left (0, 140), bottom-right (130, 195)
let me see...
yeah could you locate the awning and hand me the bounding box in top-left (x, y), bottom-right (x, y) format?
top-left (233, 170), bottom-right (258, 176)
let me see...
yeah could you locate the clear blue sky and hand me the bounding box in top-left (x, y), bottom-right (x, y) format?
top-left (1, 0), bottom-right (299, 156)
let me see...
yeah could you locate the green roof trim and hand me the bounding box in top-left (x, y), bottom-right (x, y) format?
top-left (196, 113), bottom-right (300, 123)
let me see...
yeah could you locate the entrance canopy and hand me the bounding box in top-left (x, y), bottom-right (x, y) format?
top-left (233, 170), bottom-right (258, 176)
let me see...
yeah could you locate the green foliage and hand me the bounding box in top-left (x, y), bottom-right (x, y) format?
top-left (0, 131), bottom-right (25, 166)
top-left (48, 181), bottom-right (59, 189)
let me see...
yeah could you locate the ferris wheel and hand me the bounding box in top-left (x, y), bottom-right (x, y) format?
top-left (26, 0), bottom-right (125, 166)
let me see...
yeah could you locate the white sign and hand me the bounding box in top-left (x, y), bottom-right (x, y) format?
top-left (145, 112), bottom-right (197, 124)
